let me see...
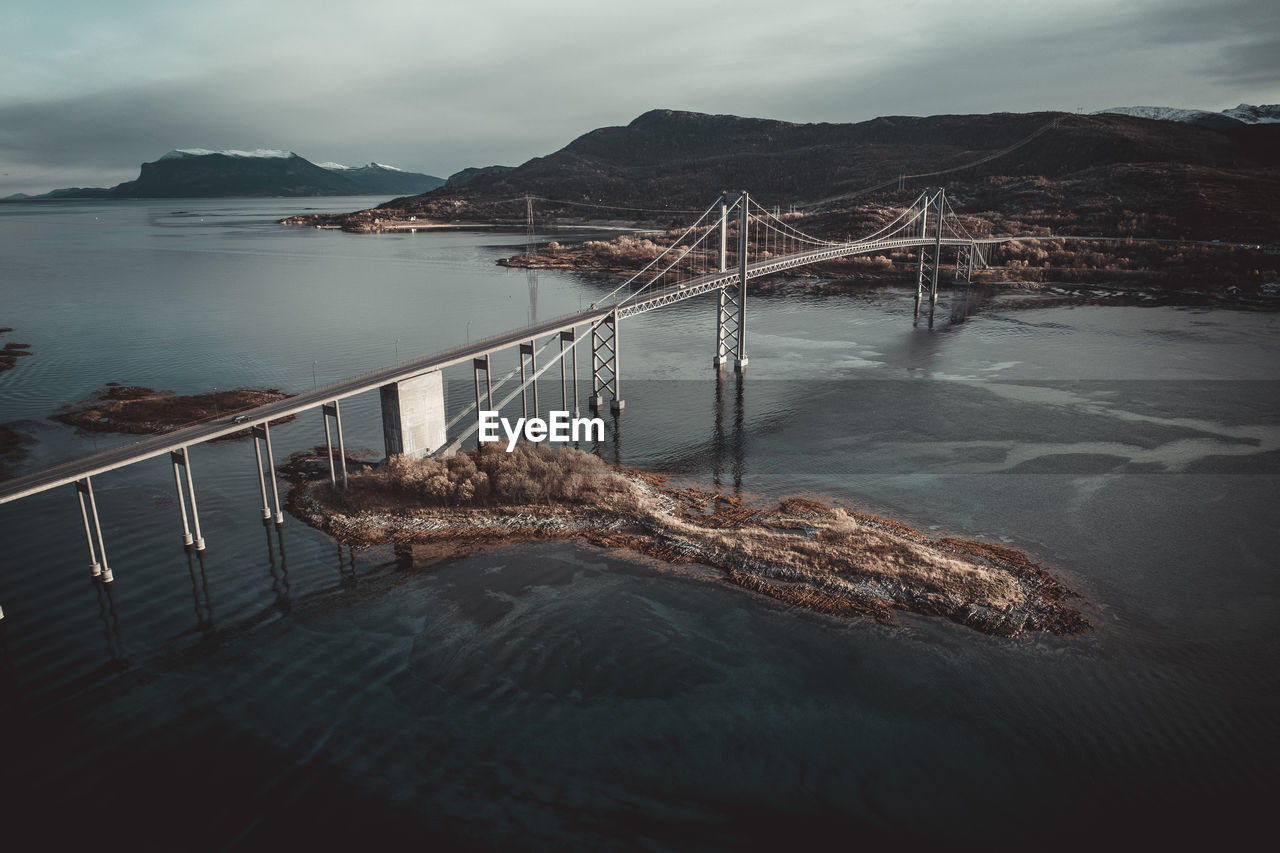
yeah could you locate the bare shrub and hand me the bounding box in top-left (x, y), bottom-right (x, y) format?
top-left (581, 235), bottom-right (667, 264)
top-left (342, 443), bottom-right (639, 510)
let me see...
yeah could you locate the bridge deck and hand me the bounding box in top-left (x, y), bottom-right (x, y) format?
top-left (619, 234), bottom-right (1002, 316)
top-left (0, 305), bottom-right (612, 505)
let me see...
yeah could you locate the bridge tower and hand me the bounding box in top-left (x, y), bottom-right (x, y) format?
top-left (525, 195), bottom-right (539, 324)
top-left (714, 191), bottom-right (749, 373)
top-left (954, 243), bottom-right (975, 285)
top-left (590, 309), bottom-right (624, 416)
top-left (915, 188), bottom-right (945, 308)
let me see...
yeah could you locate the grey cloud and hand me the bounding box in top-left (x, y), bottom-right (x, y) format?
top-left (1204, 35), bottom-right (1280, 86)
top-left (2, 0), bottom-right (1274, 197)
top-left (1134, 0), bottom-right (1280, 44)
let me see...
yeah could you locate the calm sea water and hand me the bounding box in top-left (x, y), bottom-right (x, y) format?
top-left (1, 198), bottom-right (1277, 849)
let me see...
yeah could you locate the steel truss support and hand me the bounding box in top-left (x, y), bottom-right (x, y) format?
top-left (75, 477), bottom-right (112, 581)
top-left (590, 310), bottom-right (623, 416)
top-left (170, 447), bottom-right (206, 551)
top-left (954, 243), bottom-right (975, 285)
top-left (714, 190), bottom-right (749, 372)
top-left (320, 404), bottom-right (348, 492)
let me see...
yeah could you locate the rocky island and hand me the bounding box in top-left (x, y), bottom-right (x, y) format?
top-left (288, 443), bottom-right (1088, 637)
top-left (54, 385), bottom-right (294, 437)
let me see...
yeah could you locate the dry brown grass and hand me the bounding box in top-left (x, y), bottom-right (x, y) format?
top-left (320, 443), bottom-right (649, 513)
top-left (296, 445), bottom-right (1086, 635)
top-left (653, 504), bottom-right (1022, 609)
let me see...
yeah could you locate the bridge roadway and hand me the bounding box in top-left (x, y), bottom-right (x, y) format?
top-left (0, 232), bottom-right (1007, 506)
top-left (0, 303), bottom-right (616, 506)
top-left (619, 234), bottom-right (1007, 316)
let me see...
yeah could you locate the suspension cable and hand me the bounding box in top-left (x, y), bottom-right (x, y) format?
top-left (601, 197), bottom-right (725, 306)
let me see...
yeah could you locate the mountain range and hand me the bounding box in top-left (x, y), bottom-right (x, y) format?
top-left (315, 105), bottom-right (1280, 242)
top-left (1095, 104), bottom-right (1280, 128)
top-left (3, 149), bottom-right (446, 200)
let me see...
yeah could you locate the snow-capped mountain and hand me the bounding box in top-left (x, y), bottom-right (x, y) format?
top-left (1096, 104), bottom-right (1280, 127)
top-left (161, 148), bottom-right (295, 160)
top-left (317, 161), bottom-right (442, 194)
top-left (1221, 104), bottom-right (1280, 124)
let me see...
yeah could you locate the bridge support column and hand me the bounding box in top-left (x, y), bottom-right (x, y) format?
top-left (75, 477), bottom-right (110, 581)
top-left (718, 192), bottom-right (728, 273)
top-left (735, 189), bottom-right (749, 373)
top-left (571, 329), bottom-right (581, 418)
top-left (590, 310), bottom-right (623, 415)
top-left (321, 404), bottom-right (348, 490)
top-left (252, 425), bottom-right (272, 521)
top-left (519, 341), bottom-right (538, 419)
top-left (473, 355), bottom-right (493, 418)
top-left (954, 243), bottom-right (974, 285)
top-left (930, 189), bottom-right (945, 303)
top-left (381, 371), bottom-right (446, 459)
top-left (559, 330), bottom-right (577, 416)
top-left (321, 410), bottom-right (336, 487)
top-left (714, 191), bottom-right (748, 371)
top-left (171, 451), bottom-right (195, 545)
top-left (713, 279), bottom-right (736, 369)
top-left (253, 424), bottom-right (286, 522)
top-left (171, 447), bottom-right (207, 550)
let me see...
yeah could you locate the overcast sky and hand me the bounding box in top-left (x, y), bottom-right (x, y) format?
top-left (1, 0), bottom-right (1275, 195)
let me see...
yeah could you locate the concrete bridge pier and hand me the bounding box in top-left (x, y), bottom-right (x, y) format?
top-left (321, 403), bottom-right (348, 490)
top-left (559, 330), bottom-right (578, 417)
top-left (381, 371), bottom-right (446, 459)
top-left (170, 451), bottom-right (195, 546)
top-left (590, 311), bottom-right (623, 416)
top-left (252, 425), bottom-right (285, 524)
top-left (519, 341), bottom-right (539, 419)
top-left (252, 427), bottom-right (272, 522)
top-left (75, 477), bottom-right (109, 581)
top-left (170, 447), bottom-right (206, 550)
top-left (473, 356), bottom-right (493, 418)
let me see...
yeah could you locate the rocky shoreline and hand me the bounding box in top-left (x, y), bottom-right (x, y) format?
top-left (285, 448), bottom-right (1089, 638)
top-left (0, 327), bottom-right (33, 372)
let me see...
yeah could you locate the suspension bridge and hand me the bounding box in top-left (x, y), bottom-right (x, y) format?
top-left (0, 187), bottom-right (1020, 607)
